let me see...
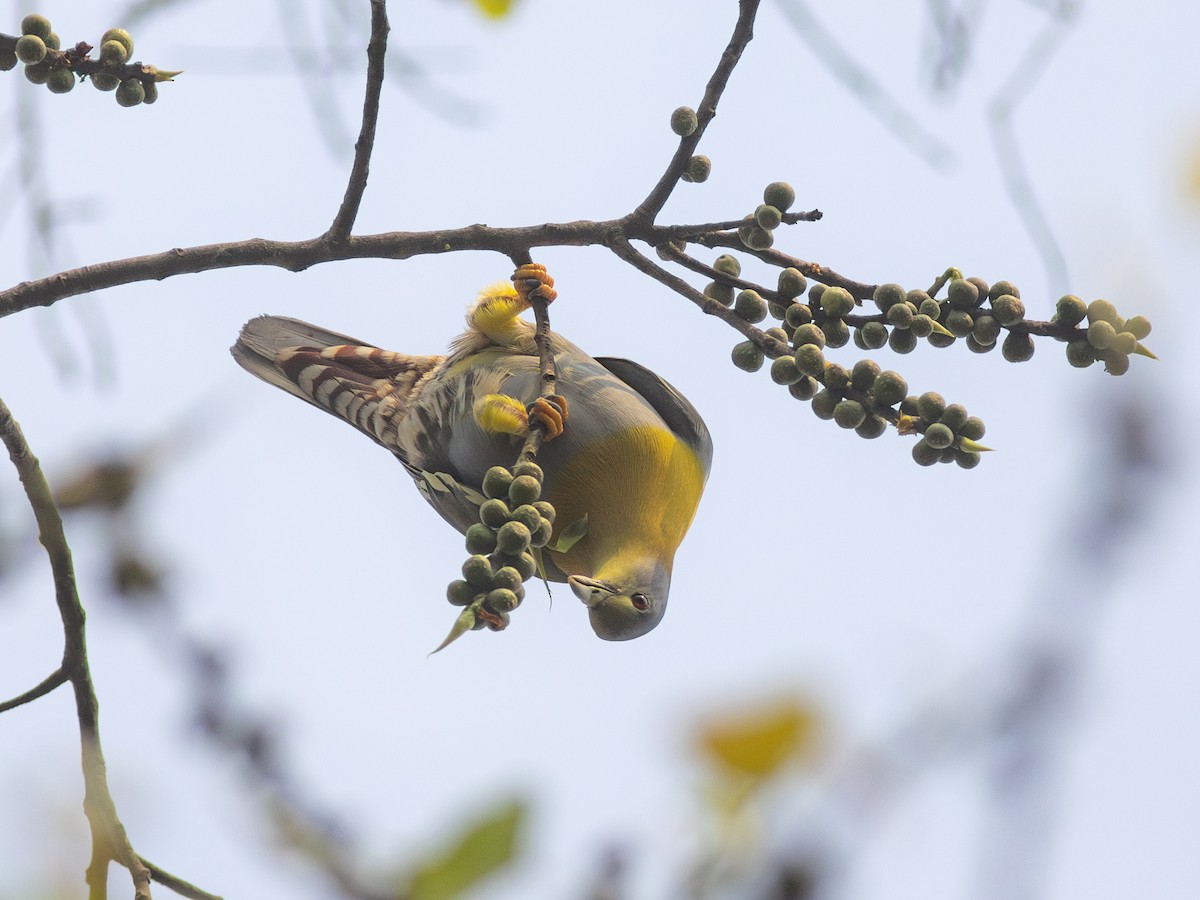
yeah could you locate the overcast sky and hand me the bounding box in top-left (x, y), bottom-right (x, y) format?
top-left (1, 1), bottom-right (1197, 898)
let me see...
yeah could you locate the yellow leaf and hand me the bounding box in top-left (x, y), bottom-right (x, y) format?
top-left (696, 697), bottom-right (822, 780)
top-left (471, 0), bottom-right (518, 19)
top-left (402, 798), bottom-right (526, 900)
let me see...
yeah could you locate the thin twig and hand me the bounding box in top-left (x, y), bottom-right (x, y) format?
top-left (0, 666), bottom-right (68, 713)
top-left (607, 236), bottom-right (789, 359)
top-left (0, 396), bottom-right (218, 900)
top-left (326, 0), bottom-right (390, 242)
top-left (631, 0), bottom-right (762, 224)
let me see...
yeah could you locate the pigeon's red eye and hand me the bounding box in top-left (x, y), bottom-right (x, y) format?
top-left (631, 593), bottom-right (649, 611)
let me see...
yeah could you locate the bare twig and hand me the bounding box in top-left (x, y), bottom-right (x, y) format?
top-left (631, 0), bottom-right (762, 224)
top-left (0, 666), bottom-right (68, 713)
top-left (325, 0), bottom-right (390, 241)
top-left (0, 395), bottom-right (220, 900)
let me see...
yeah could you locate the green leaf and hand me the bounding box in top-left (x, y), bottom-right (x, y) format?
top-left (550, 514), bottom-right (588, 553)
top-left (429, 605), bottom-right (477, 655)
top-left (403, 798), bottom-right (527, 899)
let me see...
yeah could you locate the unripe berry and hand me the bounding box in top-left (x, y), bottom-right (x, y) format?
top-left (15, 34), bottom-right (47, 65)
top-left (778, 267), bottom-right (807, 299)
top-left (683, 155), bottom-right (711, 183)
top-left (959, 416), bottom-right (986, 441)
top-left (850, 359), bottom-right (880, 391)
top-left (770, 356), bottom-right (802, 385)
top-left (754, 203), bottom-right (782, 230)
top-left (496, 521), bottom-right (532, 555)
top-left (859, 321), bottom-right (888, 350)
top-left (788, 376), bottom-right (819, 401)
top-left (945, 309), bottom-right (974, 337)
top-left (513, 459), bottom-right (544, 482)
top-left (742, 225), bottom-right (773, 250)
top-left (734, 289), bottom-right (768, 323)
top-left (810, 389), bottom-right (839, 420)
top-left (822, 362), bottom-right (850, 392)
top-left (670, 106), bottom-right (698, 136)
top-left (462, 555), bottom-right (494, 589)
top-left (833, 400), bottom-right (866, 429)
top-left (763, 181), bottom-right (795, 211)
top-left (916, 391), bottom-right (946, 422)
top-left (704, 281), bottom-right (735, 306)
top-left (1098, 348), bottom-right (1130, 376)
top-left (1086, 299), bottom-right (1121, 326)
top-left (100, 39), bottom-right (128, 64)
top-left (886, 302), bottom-right (915, 329)
top-left (947, 278), bottom-right (979, 309)
top-left (991, 294), bottom-right (1025, 326)
top-left (1123, 315), bottom-right (1152, 340)
top-left (508, 504), bottom-right (543, 533)
top-left (820, 286), bottom-right (855, 318)
top-left (872, 371), bottom-right (908, 407)
top-left (926, 331), bottom-right (956, 349)
top-left (912, 439), bottom-right (940, 467)
top-left (447, 579), bottom-right (477, 607)
top-left (988, 280), bottom-right (1021, 302)
top-left (45, 67), bottom-right (75, 93)
top-left (479, 498), bottom-right (510, 529)
top-left (492, 566), bottom-right (525, 593)
top-left (821, 318), bottom-right (850, 348)
top-left (1086, 319), bottom-right (1117, 350)
top-left (793, 343), bottom-right (825, 377)
top-left (508, 474), bottom-right (541, 505)
top-left (888, 328), bottom-right (918, 354)
top-left (873, 283), bottom-right (905, 311)
top-left (1001, 331), bottom-right (1035, 362)
top-left (924, 422), bottom-right (954, 450)
top-left (731, 340), bottom-right (765, 373)
top-left (855, 414), bottom-right (888, 440)
top-left (116, 77), bottom-right (145, 107)
top-left (713, 254), bottom-right (741, 277)
top-left (909, 314), bottom-right (934, 338)
top-left (783, 303), bottom-right (813, 329)
top-left (21, 14), bottom-right (53, 39)
top-left (465, 522), bottom-right (498, 555)
top-left (918, 297), bottom-right (942, 319)
top-left (792, 322), bottom-right (826, 349)
top-left (1053, 295), bottom-right (1087, 328)
top-left (101, 28), bottom-right (134, 57)
top-left (939, 403), bottom-right (968, 432)
top-left (90, 72), bottom-right (121, 91)
top-left (486, 588), bottom-right (520, 613)
top-left (23, 60), bottom-right (51, 84)
top-left (0, 48), bottom-right (17, 71)
top-left (971, 314), bottom-right (1001, 346)
top-left (955, 449), bottom-right (981, 470)
top-left (482, 465), bottom-right (514, 499)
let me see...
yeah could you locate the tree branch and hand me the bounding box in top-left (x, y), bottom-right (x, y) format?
top-left (0, 666), bottom-right (68, 713)
top-left (325, 0), bottom-right (390, 242)
top-left (0, 396), bottom-right (221, 900)
top-left (631, 0), bottom-right (761, 224)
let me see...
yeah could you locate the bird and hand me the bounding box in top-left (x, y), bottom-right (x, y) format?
top-left (231, 266), bottom-right (712, 640)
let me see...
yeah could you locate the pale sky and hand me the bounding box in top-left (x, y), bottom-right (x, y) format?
top-left (1, 1), bottom-right (1197, 898)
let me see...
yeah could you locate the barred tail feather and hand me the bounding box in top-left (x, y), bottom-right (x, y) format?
top-left (231, 315), bottom-right (443, 455)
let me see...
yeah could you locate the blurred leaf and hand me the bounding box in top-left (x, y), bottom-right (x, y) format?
top-left (402, 798), bottom-right (526, 899)
top-left (471, 0), bottom-right (518, 19)
top-left (696, 697), bottom-right (822, 780)
top-left (54, 458), bottom-right (140, 511)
